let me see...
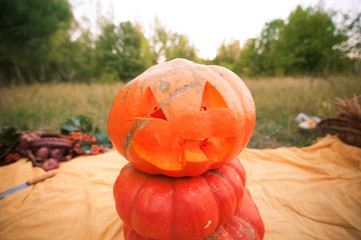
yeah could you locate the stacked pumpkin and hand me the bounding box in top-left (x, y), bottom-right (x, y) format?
top-left (108, 59), bottom-right (265, 240)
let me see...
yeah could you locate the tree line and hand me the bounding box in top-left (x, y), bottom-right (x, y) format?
top-left (217, 6), bottom-right (361, 78)
top-left (0, 0), bottom-right (360, 84)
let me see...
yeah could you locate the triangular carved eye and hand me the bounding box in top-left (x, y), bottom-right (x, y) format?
top-left (150, 106), bottom-right (167, 120)
top-left (200, 82), bottom-right (228, 111)
top-left (136, 87), bottom-right (167, 121)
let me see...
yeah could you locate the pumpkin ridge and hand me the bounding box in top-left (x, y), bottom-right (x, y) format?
top-left (169, 181), bottom-right (175, 240)
top-left (137, 73), bottom-right (148, 98)
top-left (203, 172), bottom-right (222, 227)
top-left (200, 176), bottom-right (220, 239)
top-left (120, 80), bottom-right (135, 106)
top-left (226, 160), bottom-right (247, 186)
top-left (159, 84), bottom-right (194, 110)
top-left (240, 220), bottom-right (256, 240)
top-left (207, 169), bottom-right (227, 180)
top-left (217, 162), bottom-right (245, 208)
top-left (123, 120), bottom-right (140, 157)
top-left (159, 77), bottom-right (171, 93)
top-left (124, 119), bottom-right (151, 158)
top-left (187, 60), bottom-right (202, 93)
top-left (129, 173), bottom-right (151, 230)
top-left (203, 167), bottom-right (241, 226)
top-left (230, 219), bottom-right (256, 240)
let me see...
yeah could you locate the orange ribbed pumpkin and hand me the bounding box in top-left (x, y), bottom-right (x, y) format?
top-left (108, 58), bottom-right (255, 177)
top-left (113, 158), bottom-right (247, 240)
top-left (122, 188), bottom-right (265, 240)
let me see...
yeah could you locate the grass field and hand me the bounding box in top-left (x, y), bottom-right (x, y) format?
top-left (1, 76), bottom-right (360, 148)
top-left (246, 76), bottom-right (361, 148)
top-left (0, 82), bottom-right (125, 133)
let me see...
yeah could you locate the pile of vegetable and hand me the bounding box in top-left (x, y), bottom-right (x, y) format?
top-left (0, 115), bottom-right (112, 171)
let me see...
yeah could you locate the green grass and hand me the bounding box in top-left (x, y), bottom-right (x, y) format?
top-left (0, 83), bottom-right (125, 132)
top-left (245, 76), bottom-right (361, 148)
top-left (0, 76), bottom-right (360, 148)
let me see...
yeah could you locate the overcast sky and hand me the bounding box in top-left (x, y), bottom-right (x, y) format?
top-left (71, 0), bottom-right (361, 60)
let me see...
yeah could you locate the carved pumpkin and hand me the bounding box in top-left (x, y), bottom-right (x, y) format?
top-left (108, 58), bottom-right (255, 177)
top-left (113, 158), bottom-right (247, 240)
top-left (122, 188), bottom-right (264, 240)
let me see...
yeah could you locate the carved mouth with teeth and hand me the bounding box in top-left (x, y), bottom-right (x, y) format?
top-left (108, 59), bottom-right (255, 177)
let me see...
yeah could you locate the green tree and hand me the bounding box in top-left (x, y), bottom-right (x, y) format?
top-left (134, 23), bottom-right (157, 68)
top-left (94, 20), bottom-right (147, 81)
top-left (275, 6), bottom-right (349, 76)
top-left (0, 0), bottom-right (72, 84)
top-left (235, 5), bottom-right (350, 77)
top-left (165, 33), bottom-right (198, 61)
top-left (233, 19), bottom-right (285, 77)
top-left (347, 13), bottom-right (361, 59)
top-left (213, 40), bottom-right (241, 70)
top-left (341, 13), bottom-right (361, 76)
top-left (150, 18), bottom-right (199, 63)
top-left (233, 38), bottom-right (262, 76)
top-left (46, 19), bottom-right (97, 83)
top-left (258, 19), bottom-right (285, 75)
top-left (149, 18), bottom-right (169, 63)
top-left (69, 23), bottom-right (97, 82)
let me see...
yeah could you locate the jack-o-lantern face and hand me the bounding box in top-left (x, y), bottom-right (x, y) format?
top-left (108, 59), bottom-right (255, 177)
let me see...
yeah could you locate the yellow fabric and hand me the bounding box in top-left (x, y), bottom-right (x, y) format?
top-left (241, 135), bottom-right (361, 240)
top-left (0, 135), bottom-right (360, 239)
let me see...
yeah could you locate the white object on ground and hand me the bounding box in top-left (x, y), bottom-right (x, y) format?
top-left (295, 113), bottom-right (321, 123)
top-left (295, 113), bottom-right (321, 130)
